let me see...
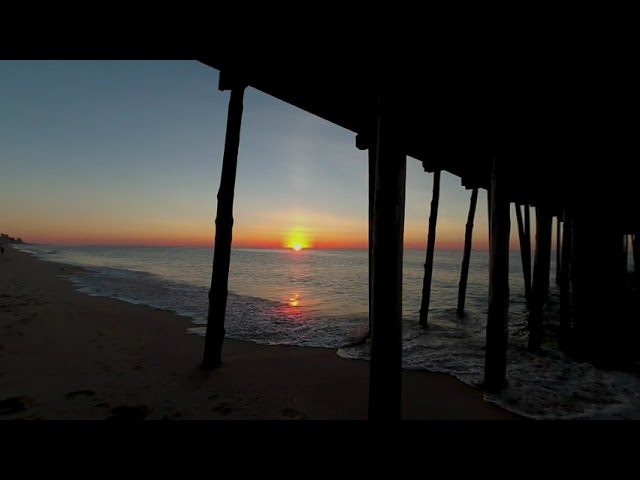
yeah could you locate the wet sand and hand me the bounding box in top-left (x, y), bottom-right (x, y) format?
top-left (0, 246), bottom-right (521, 420)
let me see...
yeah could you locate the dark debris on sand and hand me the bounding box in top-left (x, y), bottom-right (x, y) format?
top-left (107, 404), bottom-right (151, 420)
top-left (0, 396), bottom-right (35, 415)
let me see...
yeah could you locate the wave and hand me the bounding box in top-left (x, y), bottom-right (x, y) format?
top-left (26, 244), bottom-right (640, 420)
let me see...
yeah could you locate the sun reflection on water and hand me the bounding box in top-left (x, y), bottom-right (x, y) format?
top-left (289, 292), bottom-right (300, 307)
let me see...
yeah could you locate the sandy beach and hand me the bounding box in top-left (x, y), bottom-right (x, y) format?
top-left (0, 246), bottom-right (521, 420)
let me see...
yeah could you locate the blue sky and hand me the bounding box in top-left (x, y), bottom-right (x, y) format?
top-left (0, 60), bottom-right (501, 249)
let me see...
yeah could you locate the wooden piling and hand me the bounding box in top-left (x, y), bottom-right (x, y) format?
top-left (515, 203), bottom-right (532, 308)
top-left (368, 144), bottom-right (376, 336)
top-left (483, 156), bottom-right (510, 392)
top-left (487, 186), bottom-right (492, 247)
top-left (559, 210), bottom-right (572, 348)
top-left (419, 170), bottom-right (441, 327)
top-left (556, 216), bottom-right (562, 284)
top-left (559, 210), bottom-right (572, 285)
top-left (457, 188), bottom-right (478, 316)
top-left (528, 206), bottom-right (552, 353)
top-left (202, 83), bottom-right (246, 370)
top-left (622, 234), bottom-right (629, 275)
top-left (368, 99), bottom-right (406, 420)
top-left (634, 234), bottom-right (640, 280)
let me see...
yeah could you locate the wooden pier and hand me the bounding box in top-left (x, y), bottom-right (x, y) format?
top-left (198, 52), bottom-right (639, 418)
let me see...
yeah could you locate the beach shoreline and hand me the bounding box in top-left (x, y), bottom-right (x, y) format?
top-left (0, 246), bottom-right (521, 420)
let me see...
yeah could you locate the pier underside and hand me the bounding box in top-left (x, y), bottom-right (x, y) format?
top-left (199, 51), bottom-right (639, 417)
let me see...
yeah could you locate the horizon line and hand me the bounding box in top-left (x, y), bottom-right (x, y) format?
top-left (14, 242), bottom-right (514, 252)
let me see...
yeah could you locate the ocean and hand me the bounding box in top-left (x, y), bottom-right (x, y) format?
top-left (15, 244), bottom-right (640, 419)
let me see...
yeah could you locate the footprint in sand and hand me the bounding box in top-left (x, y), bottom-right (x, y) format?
top-left (213, 402), bottom-right (234, 415)
top-left (160, 411), bottom-right (184, 420)
top-left (282, 408), bottom-right (307, 420)
top-left (64, 390), bottom-right (96, 399)
top-left (0, 396), bottom-right (35, 415)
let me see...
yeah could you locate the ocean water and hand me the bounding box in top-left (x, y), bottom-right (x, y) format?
top-left (15, 243), bottom-right (640, 419)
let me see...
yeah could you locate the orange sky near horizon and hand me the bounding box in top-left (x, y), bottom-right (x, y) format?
top-left (1, 61), bottom-right (544, 254)
top-left (16, 220), bottom-right (497, 250)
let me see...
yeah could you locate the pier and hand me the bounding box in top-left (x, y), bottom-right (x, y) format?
top-left (199, 52), bottom-right (639, 419)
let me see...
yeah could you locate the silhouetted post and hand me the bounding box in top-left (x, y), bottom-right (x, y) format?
top-left (368, 98), bottom-right (406, 421)
top-left (525, 203), bottom-right (531, 240)
top-left (419, 170), bottom-right (441, 327)
top-left (202, 78), bottom-right (246, 370)
top-left (356, 132), bottom-right (375, 338)
top-left (515, 203), bottom-right (532, 308)
top-left (528, 206), bottom-right (552, 353)
top-left (559, 209), bottom-right (573, 290)
top-left (457, 188), bottom-right (478, 315)
top-left (556, 216), bottom-right (562, 284)
top-left (559, 210), bottom-right (572, 348)
top-left (633, 234), bottom-right (640, 280)
top-left (622, 234), bottom-right (629, 275)
top-left (368, 144), bottom-right (377, 336)
top-left (559, 210), bottom-right (572, 285)
top-left (484, 156), bottom-right (510, 392)
top-left (487, 187), bottom-right (492, 247)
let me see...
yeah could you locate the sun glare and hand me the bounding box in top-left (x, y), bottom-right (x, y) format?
top-left (284, 226), bottom-right (312, 251)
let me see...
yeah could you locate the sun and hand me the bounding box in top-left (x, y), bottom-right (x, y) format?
top-left (283, 226), bottom-right (312, 251)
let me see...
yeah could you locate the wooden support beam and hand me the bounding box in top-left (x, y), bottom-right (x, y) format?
top-left (558, 210), bottom-right (573, 349)
top-left (528, 206), bottom-right (553, 353)
top-left (484, 156), bottom-right (510, 392)
top-left (559, 210), bottom-right (572, 285)
top-left (558, 208), bottom-right (573, 350)
top-left (524, 203), bottom-right (531, 244)
top-left (487, 186), bottom-right (492, 247)
top-left (367, 144), bottom-right (376, 336)
top-left (515, 203), bottom-right (532, 308)
top-left (368, 99), bottom-right (406, 420)
top-left (559, 210), bottom-right (573, 282)
top-left (556, 217), bottom-right (562, 284)
top-left (419, 170), bottom-right (441, 327)
top-left (633, 234), bottom-right (640, 281)
top-left (622, 234), bottom-right (629, 276)
top-left (457, 188), bottom-right (478, 315)
top-left (202, 85), bottom-right (246, 370)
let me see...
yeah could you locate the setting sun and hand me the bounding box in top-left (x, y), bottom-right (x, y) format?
top-left (283, 226), bottom-right (313, 251)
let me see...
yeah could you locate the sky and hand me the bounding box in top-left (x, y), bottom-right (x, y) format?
top-left (0, 60), bottom-right (534, 250)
